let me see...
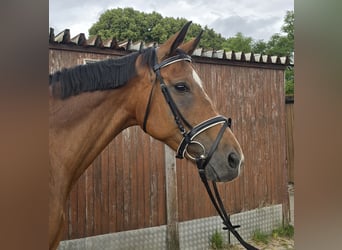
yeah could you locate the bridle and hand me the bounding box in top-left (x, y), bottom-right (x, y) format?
top-left (143, 50), bottom-right (230, 161)
top-left (143, 49), bottom-right (258, 250)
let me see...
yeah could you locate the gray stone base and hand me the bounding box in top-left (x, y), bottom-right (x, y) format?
top-left (59, 204), bottom-right (283, 250)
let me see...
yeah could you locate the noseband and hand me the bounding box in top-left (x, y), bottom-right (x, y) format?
top-left (142, 49), bottom-right (258, 250)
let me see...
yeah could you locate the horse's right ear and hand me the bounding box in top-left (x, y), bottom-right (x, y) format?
top-left (156, 21), bottom-right (192, 61)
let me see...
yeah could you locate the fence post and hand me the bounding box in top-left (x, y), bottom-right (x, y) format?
top-left (164, 145), bottom-right (180, 250)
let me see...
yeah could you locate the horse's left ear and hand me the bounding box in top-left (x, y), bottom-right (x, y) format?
top-left (157, 21), bottom-right (192, 61)
top-left (179, 30), bottom-right (203, 55)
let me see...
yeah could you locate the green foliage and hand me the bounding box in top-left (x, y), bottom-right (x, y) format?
top-left (251, 224), bottom-right (294, 246)
top-left (282, 10), bottom-right (294, 42)
top-left (252, 229), bottom-right (269, 244)
top-left (224, 32), bottom-right (253, 52)
top-left (262, 10), bottom-right (294, 95)
top-left (88, 8), bottom-right (294, 95)
top-left (89, 8), bottom-right (293, 57)
top-left (263, 10), bottom-right (294, 57)
top-left (285, 66), bottom-right (294, 95)
top-left (252, 39), bottom-right (268, 54)
top-left (200, 26), bottom-right (226, 50)
top-left (272, 224), bottom-right (294, 238)
top-left (89, 7), bottom-right (227, 49)
top-left (210, 230), bottom-right (224, 249)
top-left (88, 7), bottom-right (219, 47)
top-left (89, 8), bottom-right (164, 41)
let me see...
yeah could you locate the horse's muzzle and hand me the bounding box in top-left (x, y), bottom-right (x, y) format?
top-left (228, 151), bottom-right (242, 169)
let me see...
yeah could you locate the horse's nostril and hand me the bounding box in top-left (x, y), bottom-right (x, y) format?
top-left (228, 152), bottom-right (240, 169)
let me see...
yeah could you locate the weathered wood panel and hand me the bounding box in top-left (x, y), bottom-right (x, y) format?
top-left (49, 47), bottom-right (288, 240)
top-left (176, 63), bottom-right (287, 222)
top-left (61, 126), bottom-right (166, 240)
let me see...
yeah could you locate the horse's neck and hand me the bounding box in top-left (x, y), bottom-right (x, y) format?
top-left (49, 87), bottom-right (138, 188)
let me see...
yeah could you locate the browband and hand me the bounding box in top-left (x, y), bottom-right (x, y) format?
top-left (153, 54), bottom-right (192, 72)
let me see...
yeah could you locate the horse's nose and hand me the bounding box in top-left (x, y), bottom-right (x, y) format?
top-left (228, 151), bottom-right (241, 169)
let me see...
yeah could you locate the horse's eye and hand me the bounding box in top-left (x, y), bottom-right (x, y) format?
top-left (174, 83), bottom-right (190, 92)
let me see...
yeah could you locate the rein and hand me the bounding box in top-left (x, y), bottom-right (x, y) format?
top-left (143, 49), bottom-right (258, 250)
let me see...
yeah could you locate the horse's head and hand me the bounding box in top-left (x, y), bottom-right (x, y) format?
top-left (136, 22), bottom-right (244, 182)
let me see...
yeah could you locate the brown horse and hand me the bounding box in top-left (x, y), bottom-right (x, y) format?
top-left (49, 22), bottom-right (244, 250)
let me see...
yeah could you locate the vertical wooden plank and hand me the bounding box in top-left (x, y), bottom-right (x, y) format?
top-left (63, 197), bottom-right (70, 240)
top-left (157, 141), bottom-right (166, 226)
top-left (68, 183), bottom-right (78, 239)
top-left (122, 130), bottom-right (129, 230)
top-left (93, 155), bottom-right (102, 235)
top-left (142, 133), bottom-right (151, 228)
top-left (77, 172), bottom-right (86, 238)
top-left (193, 161), bottom-right (205, 219)
top-left (176, 159), bottom-right (183, 221)
top-left (115, 133), bottom-right (124, 231)
top-left (122, 128), bottom-right (132, 230)
top-left (136, 131), bottom-right (145, 228)
top-left (263, 69), bottom-right (273, 205)
top-left (254, 68), bottom-right (266, 207)
top-left (85, 163), bottom-right (94, 237)
top-left (177, 159), bottom-right (188, 221)
top-left (101, 145), bottom-right (109, 234)
top-left (165, 145), bottom-right (180, 250)
top-left (187, 159), bottom-right (194, 219)
top-left (130, 127), bottom-right (138, 229)
top-left (108, 140), bottom-right (117, 232)
top-left (150, 136), bottom-right (158, 226)
top-left (234, 66), bottom-right (245, 212)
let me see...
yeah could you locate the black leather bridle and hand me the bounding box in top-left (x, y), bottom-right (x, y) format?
top-left (143, 49), bottom-right (258, 250)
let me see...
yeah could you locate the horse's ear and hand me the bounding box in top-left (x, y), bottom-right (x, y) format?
top-left (179, 30), bottom-right (203, 55)
top-left (157, 21), bottom-right (192, 61)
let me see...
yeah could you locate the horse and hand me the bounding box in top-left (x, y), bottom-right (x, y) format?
top-left (49, 21), bottom-right (244, 250)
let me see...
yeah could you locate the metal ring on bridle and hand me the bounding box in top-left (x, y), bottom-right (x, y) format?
top-left (184, 140), bottom-right (206, 160)
top-left (176, 116), bottom-right (229, 159)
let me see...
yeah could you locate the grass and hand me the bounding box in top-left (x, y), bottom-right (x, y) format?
top-left (252, 229), bottom-right (270, 244)
top-left (252, 224), bottom-right (294, 244)
top-left (272, 224), bottom-right (294, 238)
top-left (210, 230), bottom-right (224, 249)
top-left (209, 224), bottom-right (294, 249)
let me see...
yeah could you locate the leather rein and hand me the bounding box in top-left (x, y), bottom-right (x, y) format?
top-left (143, 49), bottom-right (258, 250)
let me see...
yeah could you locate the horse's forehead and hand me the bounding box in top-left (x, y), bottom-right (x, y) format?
top-left (191, 69), bottom-right (204, 89)
top-left (165, 63), bottom-right (204, 90)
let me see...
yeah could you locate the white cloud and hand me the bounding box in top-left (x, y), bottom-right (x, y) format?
top-left (211, 15), bottom-right (281, 40)
top-left (49, 0), bottom-right (293, 40)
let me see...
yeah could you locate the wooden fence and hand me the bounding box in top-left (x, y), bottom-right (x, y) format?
top-left (49, 45), bottom-right (289, 240)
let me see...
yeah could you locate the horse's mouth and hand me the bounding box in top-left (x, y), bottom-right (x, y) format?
top-left (205, 163), bottom-right (240, 182)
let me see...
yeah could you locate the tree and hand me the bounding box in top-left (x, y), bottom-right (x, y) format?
top-left (200, 26), bottom-right (226, 50)
top-left (252, 40), bottom-right (268, 54)
top-left (89, 8), bottom-right (165, 42)
top-left (265, 10), bottom-right (294, 57)
top-left (88, 7), bottom-right (225, 49)
top-left (266, 10), bottom-right (294, 95)
top-left (89, 7), bottom-right (294, 94)
top-left (282, 10), bottom-right (294, 42)
top-left (224, 32), bottom-right (253, 52)
top-left (89, 8), bottom-right (294, 57)
top-left (285, 66), bottom-right (294, 95)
